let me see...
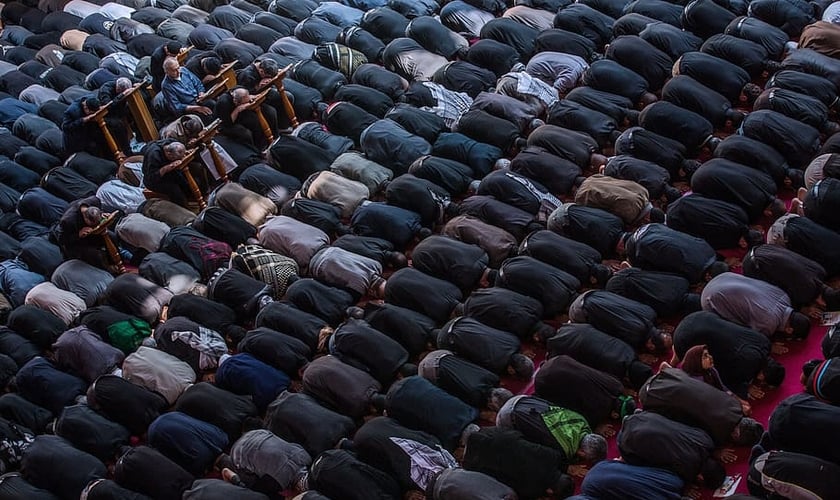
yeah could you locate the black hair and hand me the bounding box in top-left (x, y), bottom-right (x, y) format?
top-left (706, 261), bottom-right (730, 279)
top-left (763, 357), bottom-right (785, 387)
top-left (802, 358), bottom-right (822, 380)
top-left (628, 360), bottom-right (653, 390)
top-left (648, 207), bottom-right (665, 223)
top-left (591, 264), bottom-right (612, 288)
top-left (202, 56), bottom-right (222, 75)
top-left (701, 458), bottom-right (726, 489)
top-left (84, 96), bottom-right (101, 111)
top-left (734, 417), bottom-right (764, 446)
top-left (742, 83), bottom-right (762, 105)
top-left (789, 311), bottom-right (811, 340)
top-left (165, 42), bottom-right (182, 55)
top-left (746, 229), bottom-right (765, 248)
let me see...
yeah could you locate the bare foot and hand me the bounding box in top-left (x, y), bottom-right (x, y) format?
top-left (771, 342), bottom-right (789, 355)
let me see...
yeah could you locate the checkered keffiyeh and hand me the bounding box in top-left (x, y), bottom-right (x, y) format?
top-left (231, 244), bottom-right (299, 299)
top-left (422, 81), bottom-right (473, 128)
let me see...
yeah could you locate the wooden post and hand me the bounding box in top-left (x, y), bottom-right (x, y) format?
top-left (246, 87), bottom-right (274, 145)
top-left (189, 119), bottom-right (229, 182)
top-left (90, 102), bottom-right (126, 164)
top-left (259, 64), bottom-right (299, 129)
top-left (86, 212), bottom-right (125, 275)
top-left (125, 82), bottom-right (159, 142)
top-left (176, 148), bottom-right (207, 210)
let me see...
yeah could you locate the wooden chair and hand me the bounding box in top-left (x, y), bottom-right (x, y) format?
top-left (84, 212), bottom-right (125, 275)
top-left (89, 101), bottom-right (127, 164)
top-left (258, 64), bottom-right (299, 129)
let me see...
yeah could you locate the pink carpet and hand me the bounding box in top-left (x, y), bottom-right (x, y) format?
top-left (498, 192), bottom-right (825, 496)
top-left (500, 323), bottom-right (825, 497)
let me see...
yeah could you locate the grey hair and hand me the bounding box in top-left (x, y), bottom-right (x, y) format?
top-left (232, 88), bottom-right (250, 105)
top-left (163, 141), bottom-right (186, 159)
top-left (115, 77), bottom-right (132, 93)
top-left (579, 433), bottom-right (607, 463)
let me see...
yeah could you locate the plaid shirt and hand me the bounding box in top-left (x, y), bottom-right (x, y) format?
top-left (422, 81), bottom-right (473, 129)
top-left (497, 71), bottom-right (559, 108)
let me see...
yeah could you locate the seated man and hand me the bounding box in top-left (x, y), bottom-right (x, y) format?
top-left (217, 87), bottom-right (278, 150)
top-left (160, 114), bottom-right (204, 144)
top-left (97, 77), bottom-right (134, 154)
top-left (151, 41), bottom-right (183, 92)
top-left (58, 195), bottom-right (120, 270)
top-left (61, 96), bottom-right (103, 157)
top-left (700, 272), bottom-right (811, 339)
top-left (159, 57), bottom-right (212, 120)
top-left (141, 139), bottom-right (193, 207)
top-left (236, 58), bottom-right (294, 130)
